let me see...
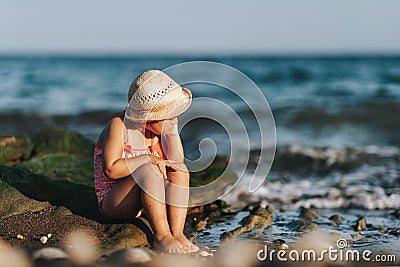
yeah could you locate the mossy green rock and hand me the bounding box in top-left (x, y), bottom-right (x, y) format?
top-left (0, 179), bottom-right (50, 219)
top-left (188, 157), bottom-right (237, 206)
top-left (16, 153), bottom-right (93, 186)
top-left (0, 165), bottom-right (102, 221)
top-left (0, 135), bottom-right (33, 165)
top-left (33, 127), bottom-right (94, 157)
top-left (189, 157), bottom-right (237, 187)
top-left (0, 126), bottom-right (233, 251)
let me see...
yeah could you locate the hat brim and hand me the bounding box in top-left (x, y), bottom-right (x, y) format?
top-left (125, 88), bottom-right (192, 122)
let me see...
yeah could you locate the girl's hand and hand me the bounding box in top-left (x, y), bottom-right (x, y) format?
top-left (148, 155), bottom-right (179, 179)
top-left (161, 117), bottom-right (179, 137)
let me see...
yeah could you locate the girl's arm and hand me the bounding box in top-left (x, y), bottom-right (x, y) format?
top-left (162, 118), bottom-right (184, 163)
top-left (102, 118), bottom-right (176, 179)
top-left (163, 134), bottom-right (184, 163)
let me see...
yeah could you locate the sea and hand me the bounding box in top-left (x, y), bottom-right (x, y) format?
top-left (1, 55), bottom-right (399, 213)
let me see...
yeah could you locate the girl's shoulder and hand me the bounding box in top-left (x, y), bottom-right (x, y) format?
top-left (96, 116), bottom-right (126, 148)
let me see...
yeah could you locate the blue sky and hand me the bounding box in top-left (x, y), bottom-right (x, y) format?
top-left (0, 0), bottom-right (399, 54)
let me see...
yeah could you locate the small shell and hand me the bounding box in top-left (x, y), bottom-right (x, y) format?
top-left (16, 234), bottom-right (25, 240)
top-left (40, 236), bottom-right (48, 244)
top-left (199, 251), bottom-right (213, 257)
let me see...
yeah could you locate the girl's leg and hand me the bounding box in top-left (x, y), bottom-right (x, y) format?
top-left (101, 176), bottom-right (142, 220)
top-left (165, 163), bottom-right (199, 252)
top-left (102, 163), bottom-right (187, 253)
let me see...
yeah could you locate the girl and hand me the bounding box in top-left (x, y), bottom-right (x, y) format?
top-left (94, 70), bottom-right (198, 254)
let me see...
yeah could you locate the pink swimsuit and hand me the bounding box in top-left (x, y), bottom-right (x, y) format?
top-left (93, 118), bottom-right (164, 206)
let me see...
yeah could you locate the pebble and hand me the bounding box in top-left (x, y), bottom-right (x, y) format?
top-left (351, 233), bottom-right (364, 241)
top-left (106, 248), bottom-right (153, 265)
top-left (16, 234), bottom-right (25, 240)
top-left (378, 227), bottom-right (388, 233)
top-left (64, 231), bottom-right (99, 265)
top-left (329, 214), bottom-right (345, 224)
top-left (32, 247), bottom-right (69, 261)
top-left (40, 236), bottom-right (48, 244)
top-left (287, 219), bottom-right (320, 231)
top-left (278, 243), bottom-right (289, 250)
top-left (195, 220), bottom-right (206, 232)
top-left (199, 250), bottom-right (213, 258)
top-left (353, 217), bottom-right (367, 231)
top-left (274, 239), bottom-right (289, 250)
top-left (299, 207), bottom-right (319, 221)
top-left (388, 228), bottom-right (400, 236)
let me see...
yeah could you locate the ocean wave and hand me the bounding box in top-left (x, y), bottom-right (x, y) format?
top-left (230, 144), bottom-right (400, 210)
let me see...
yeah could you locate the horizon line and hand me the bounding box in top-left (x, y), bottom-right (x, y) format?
top-left (1, 51), bottom-right (400, 58)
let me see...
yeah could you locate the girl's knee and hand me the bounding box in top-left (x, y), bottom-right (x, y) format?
top-left (174, 162), bottom-right (189, 173)
top-left (168, 163), bottom-right (190, 181)
top-left (136, 162), bottom-right (163, 177)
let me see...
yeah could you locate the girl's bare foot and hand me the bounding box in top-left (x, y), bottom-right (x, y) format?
top-left (153, 234), bottom-right (187, 254)
top-left (173, 234), bottom-right (199, 253)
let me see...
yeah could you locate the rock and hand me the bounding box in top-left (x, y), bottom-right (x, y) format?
top-left (0, 178), bottom-right (50, 219)
top-left (329, 214), bottom-right (345, 224)
top-left (198, 250), bottom-right (213, 258)
top-left (0, 135), bottom-right (33, 165)
top-left (391, 210), bottom-right (400, 219)
top-left (274, 239), bottom-right (289, 250)
top-left (353, 217), bottom-right (367, 231)
top-left (0, 165), bottom-right (101, 221)
top-left (186, 231), bottom-right (197, 242)
top-left (287, 220), bottom-right (320, 232)
top-left (0, 206), bottom-right (106, 251)
top-left (351, 233), bottom-right (364, 241)
top-left (378, 227), bottom-right (388, 233)
top-left (16, 153), bottom-right (94, 186)
top-left (40, 236), bottom-right (48, 244)
top-left (299, 207), bottom-right (319, 221)
top-left (388, 228), bottom-right (400, 236)
top-left (195, 220), bottom-right (206, 232)
top-left (189, 157), bottom-right (237, 190)
top-left (242, 203), bottom-right (257, 212)
top-left (106, 248), bottom-right (154, 265)
top-left (220, 205), bottom-right (273, 241)
top-left (219, 231), bottom-right (233, 241)
top-left (0, 127), bottom-right (233, 254)
top-left (32, 127), bottom-right (94, 157)
top-left (32, 247), bottom-right (69, 261)
top-left (100, 218), bottom-right (152, 254)
top-left (64, 231), bottom-right (99, 266)
top-left (250, 205), bottom-right (273, 218)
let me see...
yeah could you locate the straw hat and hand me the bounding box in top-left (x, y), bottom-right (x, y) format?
top-left (125, 70), bottom-right (192, 122)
